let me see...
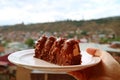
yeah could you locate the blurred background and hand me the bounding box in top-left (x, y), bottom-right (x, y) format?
top-left (0, 0), bottom-right (120, 80)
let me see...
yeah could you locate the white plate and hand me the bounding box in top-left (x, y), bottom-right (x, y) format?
top-left (8, 49), bottom-right (101, 72)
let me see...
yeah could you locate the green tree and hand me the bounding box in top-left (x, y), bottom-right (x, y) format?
top-left (25, 38), bottom-right (34, 47)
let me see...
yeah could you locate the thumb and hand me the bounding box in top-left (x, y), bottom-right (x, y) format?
top-left (86, 48), bottom-right (101, 57)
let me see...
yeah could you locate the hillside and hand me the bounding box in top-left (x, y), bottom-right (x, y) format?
top-left (0, 16), bottom-right (120, 36)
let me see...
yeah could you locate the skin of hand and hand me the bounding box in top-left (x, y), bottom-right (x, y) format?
top-left (68, 48), bottom-right (120, 80)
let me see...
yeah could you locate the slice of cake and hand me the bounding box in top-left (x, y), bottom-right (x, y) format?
top-left (34, 35), bottom-right (47, 58)
top-left (48, 38), bottom-right (66, 64)
top-left (58, 39), bottom-right (81, 65)
top-left (34, 35), bottom-right (82, 66)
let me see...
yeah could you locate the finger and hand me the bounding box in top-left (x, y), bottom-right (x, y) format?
top-left (86, 48), bottom-right (97, 55)
top-left (86, 48), bottom-right (101, 57)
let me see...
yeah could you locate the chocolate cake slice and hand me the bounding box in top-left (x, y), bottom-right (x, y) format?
top-left (34, 35), bottom-right (47, 58)
top-left (34, 35), bottom-right (82, 66)
top-left (58, 39), bottom-right (81, 65)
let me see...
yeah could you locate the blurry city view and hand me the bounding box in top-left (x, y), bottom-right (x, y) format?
top-left (0, 16), bottom-right (120, 80)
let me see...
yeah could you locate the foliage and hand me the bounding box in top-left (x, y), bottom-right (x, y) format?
top-left (25, 38), bottom-right (34, 47)
top-left (80, 30), bottom-right (88, 35)
top-left (100, 38), bottom-right (109, 43)
top-left (100, 37), bottom-right (120, 43)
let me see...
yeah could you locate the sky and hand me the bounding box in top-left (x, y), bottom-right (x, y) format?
top-left (0, 0), bottom-right (120, 26)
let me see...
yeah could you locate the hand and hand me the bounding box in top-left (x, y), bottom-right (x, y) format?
top-left (68, 48), bottom-right (120, 80)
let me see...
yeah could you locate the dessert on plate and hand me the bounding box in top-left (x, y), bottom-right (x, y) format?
top-left (34, 35), bottom-right (82, 66)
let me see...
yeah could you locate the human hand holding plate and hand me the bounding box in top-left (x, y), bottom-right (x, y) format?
top-left (68, 48), bottom-right (120, 80)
